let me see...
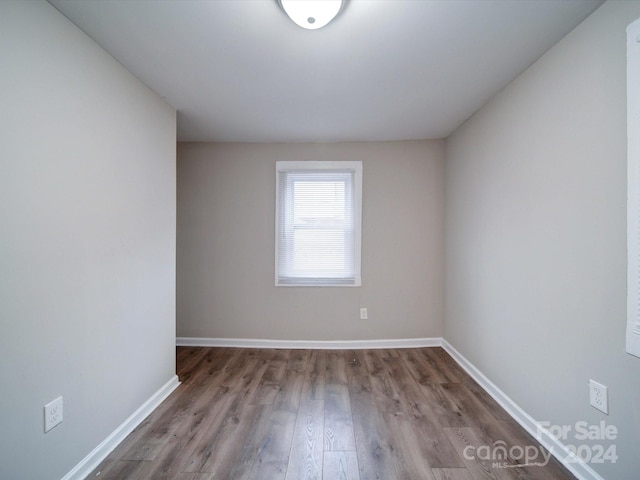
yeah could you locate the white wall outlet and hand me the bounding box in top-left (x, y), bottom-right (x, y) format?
top-left (360, 307), bottom-right (368, 320)
top-left (44, 396), bottom-right (63, 432)
top-left (589, 380), bottom-right (608, 414)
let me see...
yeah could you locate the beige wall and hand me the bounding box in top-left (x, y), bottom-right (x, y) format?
top-left (445, 1), bottom-right (640, 478)
top-left (0, 2), bottom-right (176, 479)
top-left (177, 140), bottom-right (445, 341)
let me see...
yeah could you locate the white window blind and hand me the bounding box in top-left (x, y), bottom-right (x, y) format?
top-left (276, 161), bottom-right (362, 286)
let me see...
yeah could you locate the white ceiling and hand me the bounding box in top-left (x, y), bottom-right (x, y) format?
top-left (49, 0), bottom-right (603, 143)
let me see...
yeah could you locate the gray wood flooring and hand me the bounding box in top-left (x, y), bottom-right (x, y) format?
top-left (88, 347), bottom-right (576, 479)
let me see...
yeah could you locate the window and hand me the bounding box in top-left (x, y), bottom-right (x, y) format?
top-left (276, 161), bottom-right (362, 286)
top-left (627, 18), bottom-right (640, 358)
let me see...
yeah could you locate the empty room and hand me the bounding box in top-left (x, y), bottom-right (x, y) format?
top-left (2, 1), bottom-right (640, 479)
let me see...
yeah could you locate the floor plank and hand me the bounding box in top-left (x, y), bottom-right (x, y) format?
top-left (301, 349), bottom-right (326, 402)
top-left (285, 399), bottom-right (324, 480)
top-left (432, 468), bottom-right (474, 480)
top-left (323, 451), bottom-right (359, 480)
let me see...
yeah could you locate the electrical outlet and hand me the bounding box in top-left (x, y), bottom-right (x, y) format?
top-left (44, 396), bottom-right (63, 432)
top-left (589, 380), bottom-right (608, 415)
top-left (360, 307), bottom-right (368, 320)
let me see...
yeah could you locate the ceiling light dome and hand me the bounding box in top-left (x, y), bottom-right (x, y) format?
top-left (278, 0), bottom-right (344, 30)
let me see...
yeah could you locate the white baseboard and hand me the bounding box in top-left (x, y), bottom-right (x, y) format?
top-left (176, 336), bottom-right (443, 349)
top-left (441, 340), bottom-right (605, 480)
top-left (61, 375), bottom-right (180, 480)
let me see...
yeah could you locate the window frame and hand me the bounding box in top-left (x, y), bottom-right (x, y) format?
top-left (627, 18), bottom-right (640, 358)
top-left (275, 161), bottom-right (362, 287)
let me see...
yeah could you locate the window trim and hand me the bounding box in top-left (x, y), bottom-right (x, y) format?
top-left (627, 18), bottom-right (640, 358)
top-left (275, 161), bottom-right (362, 287)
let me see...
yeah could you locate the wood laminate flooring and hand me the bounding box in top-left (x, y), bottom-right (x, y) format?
top-left (89, 347), bottom-right (576, 480)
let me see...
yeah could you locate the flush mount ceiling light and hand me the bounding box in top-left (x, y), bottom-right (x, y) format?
top-left (278, 0), bottom-right (345, 30)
